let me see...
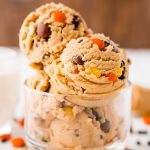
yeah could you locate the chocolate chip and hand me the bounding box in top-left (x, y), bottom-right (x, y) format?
top-left (118, 67), bottom-right (125, 80)
top-left (100, 120), bottom-right (110, 133)
top-left (1, 139), bottom-right (9, 143)
top-left (78, 39), bottom-right (83, 43)
top-left (72, 15), bottom-right (81, 29)
top-left (104, 41), bottom-right (110, 47)
top-left (100, 135), bottom-right (103, 139)
top-left (121, 60), bottom-right (125, 67)
top-left (130, 127), bottom-right (133, 134)
top-left (92, 109), bottom-right (101, 121)
top-left (42, 52), bottom-right (50, 59)
top-left (127, 58), bottom-right (131, 65)
top-left (72, 55), bottom-right (84, 65)
top-left (138, 130), bottom-right (148, 134)
top-left (136, 141), bottom-right (141, 145)
top-left (42, 137), bottom-right (48, 142)
top-left (37, 23), bottom-right (51, 39)
top-left (59, 101), bottom-right (66, 108)
top-left (119, 61), bottom-right (125, 80)
top-left (147, 141), bottom-right (150, 146)
top-left (74, 129), bottom-right (79, 137)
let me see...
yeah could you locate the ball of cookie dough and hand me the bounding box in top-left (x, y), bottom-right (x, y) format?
top-left (49, 106), bottom-right (121, 149)
top-left (47, 33), bottom-right (129, 94)
top-left (19, 2), bottom-right (92, 66)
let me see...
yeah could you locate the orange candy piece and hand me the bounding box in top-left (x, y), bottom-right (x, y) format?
top-left (71, 68), bottom-right (79, 74)
top-left (12, 137), bottom-right (25, 148)
top-left (143, 116), bottom-right (150, 125)
top-left (91, 38), bottom-right (105, 49)
top-left (104, 73), bottom-right (117, 82)
top-left (18, 118), bottom-right (24, 127)
top-left (53, 12), bottom-right (66, 23)
top-left (0, 134), bottom-right (11, 142)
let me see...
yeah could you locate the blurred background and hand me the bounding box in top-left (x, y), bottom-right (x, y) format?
top-left (0, 0), bottom-right (150, 48)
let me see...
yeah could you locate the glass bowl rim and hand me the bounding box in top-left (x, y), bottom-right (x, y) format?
top-left (24, 80), bottom-right (131, 98)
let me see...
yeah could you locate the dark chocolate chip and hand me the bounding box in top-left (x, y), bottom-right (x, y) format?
top-left (59, 101), bottom-right (66, 108)
top-left (100, 120), bottom-right (110, 133)
top-left (1, 139), bottom-right (9, 143)
top-left (37, 23), bottom-right (51, 39)
top-left (127, 58), bottom-right (131, 65)
top-left (118, 67), bottom-right (125, 80)
top-left (147, 141), bottom-right (150, 146)
top-left (72, 55), bottom-right (84, 65)
top-left (138, 130), bottom-right (148, 134)
top-left (104, 41), bottom-right (110, 47)
top-left (121, 60), bottom-right (125, 67)
top-left (74, 129), bottom-right (80, 137)
top-left (100, 135), bottom-right (103, 139)
top-left (92, 109), bottom-right (101, 121)
top-left (72, 15), bottom-right (81, 29)
top-left (78, 39), bottom-right (83, 43)
top-left (136, 141), bottom-right (141, 145)
top-left (130, 127), bottom-right (133, 134)
top-left (119, 61), bottom-right (125, 80)
top-left (42, 52), bottom-right (50, 59)
top-left (42, 137), bottom-right (48, 142)
top-left (84, 108), bottom-right (93, 119)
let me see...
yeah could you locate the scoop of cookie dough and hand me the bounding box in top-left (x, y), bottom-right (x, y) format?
top-left (19, 2), bottom-right (92, 66)
top-left (45, 33), bottom-right (129, 94)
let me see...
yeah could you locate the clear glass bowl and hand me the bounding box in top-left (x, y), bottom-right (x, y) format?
top-left (24, 80), bottom-right (131, 150)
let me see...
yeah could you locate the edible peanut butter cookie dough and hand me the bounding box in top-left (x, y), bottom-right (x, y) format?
top-left (27, 70), bottom-right (50, 92)
top-left (19, 3), bottom-right (92, 67)
top-left (26, 89), bottom-right (127, 150)
top-left (45, 33), bottom-right (129, 95)
top-left (21, 2), bottom-right (130, 150)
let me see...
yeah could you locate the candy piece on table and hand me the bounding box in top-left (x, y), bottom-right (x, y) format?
top-left (18, 118), bottom-right (24, 127)
top-left (12, 137), bottom-right (25, 148)
top-left (0, 134), bottom-right (11, 142)
top-left (64, 106), bottom-right (73, 116)
top-left (53, 12), bottom-right (66, 23)
top-left (91, 38), bottom-right (105, 49)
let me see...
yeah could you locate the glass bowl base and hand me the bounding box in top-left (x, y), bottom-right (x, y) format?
top-left (26, 135), bottom-right (126, 150)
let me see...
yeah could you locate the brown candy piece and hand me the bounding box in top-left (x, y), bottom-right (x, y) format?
top-left (72, 55), bottom-right (84, 65)
top-left (100, 120), bottom-right (110, 133)
top-left (37, 23), bottom-right (51, 38)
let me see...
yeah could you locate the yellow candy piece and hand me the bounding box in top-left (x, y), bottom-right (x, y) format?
top-left (117, 68), bottom-right (123, 77)
top-left (64, 106), bottom-right (73, 116)
top-left (91, 68), bottom-right (101, 78)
